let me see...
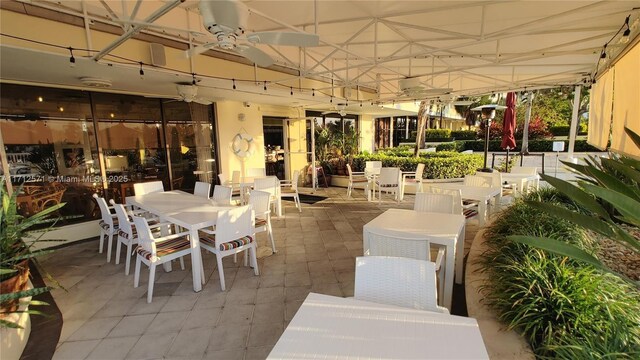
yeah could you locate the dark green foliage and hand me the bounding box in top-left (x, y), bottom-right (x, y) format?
top-left (480, 191), bottom-right (640, 358)
top-left (452, 139), bottom-right (601, 152)
top-left (450, 130), bottom-right (477, 140)
top-left (352, 152), bottom-right (483, 179)
top-left (424, 129), bottom-right (451, 139)
top-left (550, 124), bottom-right (588, 136)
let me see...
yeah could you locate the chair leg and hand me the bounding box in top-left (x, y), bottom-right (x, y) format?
top-left (106, 231), bottom-right (114, 263)
top-left (125, 243), bottom-right (132, 276)
top-left (347, 183), bottom-right (352, 197)
top-left (147, 263), bottom-right (156, 303)
top-left (115, 236), bottom-right (123, 265)
top-left (243, 249), bottom-right (248, 267)
top-left (179, 256), bottom-right (185, 270)
top-left (250, 245), bottom-right (259, 275)
top-left (216, 255), bottom-right (226, 291)
top-left (98, 230), bottom-right (105, 253)
top-left (267, 219), bottom-right (277, 253)
top-left (295, 194), bottom-right (301, 212)
top-left (133, 256), bottom-right (141, 287)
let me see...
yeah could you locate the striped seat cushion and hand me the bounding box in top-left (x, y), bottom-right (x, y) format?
top-left (117, 219), bottom-right (161, 239)
top-left (351, 178), bottom-right (369, 183)
top-left (462, 200), bottom-right (479, 206)
top-left (199, 232), bottom-right (254, 251)
top-left (99, 219), bottom-right (118, 231)
top-left (255, 218), bottom-right (268, 227)
top-left (135, 236), bottom-right (190, 260)
top-left (464, 208), bottom-right (479, 219)
top-left (378, 184), bottom-right (398, 188)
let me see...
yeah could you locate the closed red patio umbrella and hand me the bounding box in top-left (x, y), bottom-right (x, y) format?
top-left (501, 92), bottom-right (517, 172)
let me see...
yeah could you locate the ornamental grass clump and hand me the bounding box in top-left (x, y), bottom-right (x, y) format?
top-left (479, 189), bottom-right (640, 359)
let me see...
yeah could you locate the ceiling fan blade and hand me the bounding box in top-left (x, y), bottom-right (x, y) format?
top-left (234, 45), bottom-right (274, 67)
top-left (185, 43), bottom-right (216, 58)
top-left (247, 32), bottom-right (319, 47)
top-left (194, 98), bottom-right (213, 105)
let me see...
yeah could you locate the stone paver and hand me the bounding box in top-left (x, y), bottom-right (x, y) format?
top-left (42, 186), bottom-right (482, 360)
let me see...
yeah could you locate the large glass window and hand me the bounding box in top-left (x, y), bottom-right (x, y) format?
top-left (0, 85), bottom-right (220, 226)
top-left (0, 84), bottom-right (101, 224)
top-left (93, 93), bottom-right (167, 202)
top-left (392, 116), bottom-right (418, 146)
top-left (163, 102), bottom-right (218, 190)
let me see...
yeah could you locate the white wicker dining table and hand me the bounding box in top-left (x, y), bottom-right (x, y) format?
top-left (268, 293), bottom-right (489, 359)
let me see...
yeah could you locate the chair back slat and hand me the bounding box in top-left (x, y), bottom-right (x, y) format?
top-left (426, 187), bottom-right (464, 215)
top-left (254, 177), bottom-right (278, 197)
top-left (132, 216), bottom-right (155, 256)
top-left (378, 167), bottom-right (400, 186)
top-left (414, 193), bottom-right (455, 214)
top-left (355, 256), bottom-right (440, 312)
top-left (194, 181), bottom-right (211, 198)
top-left (110, 200), bottom-right (132, 235)
top-left (365, 230), bottom-right (431, 262)
top-left (249, 190), bottom-right (271, 217)
top-left (291, 170), bottom-right (300, 190)
top-left (93, 194), bottom-right (113, 226)
top-left (510, 166), bottom-right (537, 175)
top-left (415, 163), bottom-right (425, 180)
top-left (464, 175), bottom-right (492, 187)
top-left (215, 205), bottom-right (254, 246)
top-left (212, 185), bottom-right (232, 204)
top-left (133, 181), bottom-right (164, 195)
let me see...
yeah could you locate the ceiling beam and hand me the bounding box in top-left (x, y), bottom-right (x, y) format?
top-left (92, 0), bottom-right (185, 61)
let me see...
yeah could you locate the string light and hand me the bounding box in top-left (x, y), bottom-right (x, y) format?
top-left (232, 79), bottom-right (236, 90)
top-left (290, 87), bottom-right (293, 96)
top-left (330, 96), bottom-right (333, 103)
top-left (360, 101), bottom-right (362, 107)
top-left (68, 47), bottom-right (75, 67)
top-left (600, 44), bottom-right (607, 59)
top-left (139, 62), bottom-right (144, 78)
top-left (621, 16), bottom-right (631, 43)
top-left (312, 88), bottom-right (315, 96)
top-left (263, 81), bottom-right (267, 91)
top-left (191, 73), bottom-right (197, 85)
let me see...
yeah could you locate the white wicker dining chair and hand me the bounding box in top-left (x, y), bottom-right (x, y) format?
top-left (426, 186), bottom-right (480, 222)
top-left (198, 205), bottom-right (258, 291)
top-left (194, 181), bottom-right (211, 198)
top-left (363, 229), bottom-right (445, 306)
top-left (254, 176), bottom-right (279, 213)
top-left (110, 199), bottom-right (163, 275)
top-left (279, 170), bottom-right (301, 212)
top-left (93, 193), bottom-right (118, 262)
top-left (355, 256), bottom-right (449, 314)
top-left (510, 166), bottom-right (539, 193)
top-left (413, 192), bottom-right (455, 214)
top-left (249, 190), bottom-right (276, 253)
top-left (212, 185), bottom-right (233, 205)
top-left (133, 181), bottom-right (164, 195)
top-left (463, 175), bottom-right (492, 188)
top-left (132, 216), bottom-right (190, 303)
top-left (346, 164), bottom-right (370, 198)
top-left (400, 163), bottom-right (425, 201)
top-left (376, 167), bottom-right (401, 204)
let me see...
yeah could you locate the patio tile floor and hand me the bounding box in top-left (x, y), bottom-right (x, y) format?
top-left (42, 186), bottom-right (480, 360)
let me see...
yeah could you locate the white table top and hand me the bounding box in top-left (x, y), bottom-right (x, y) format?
top-left (363, 208), bottom-right (464, 241)
top-left (501, 173), bottom-right (539, 181)
top-left (427, 183), bottom-right (501, 201)
top-left (126, 191), bottom-right (233, 229)
top-left (268, 293), bottom-right (489, 359)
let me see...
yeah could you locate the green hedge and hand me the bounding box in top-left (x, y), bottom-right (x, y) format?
top-left (352, 152), bottom-right (483, 179)
top-left (451, 130), bottom-right (477, 140)
top-left (549, 124), bottom-right (588, 136)
top-left (440, 139), bottom-right (601, 152)
top-left (479, 189), bottom-right (640, 358)
top-left (424, 129), bottom-right (451, 139)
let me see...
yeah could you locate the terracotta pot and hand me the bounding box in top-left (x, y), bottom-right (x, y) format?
top-left (0, 260), bottom-right (30, 313)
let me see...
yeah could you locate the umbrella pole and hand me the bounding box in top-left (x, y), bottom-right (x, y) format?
top-left (505, 147), bottom-right (510, 172)
top-left (479, 118), bottom-right (493, 172)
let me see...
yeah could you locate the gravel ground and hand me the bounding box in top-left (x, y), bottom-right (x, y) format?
top-left (597, 226), bottom-right (640, 281)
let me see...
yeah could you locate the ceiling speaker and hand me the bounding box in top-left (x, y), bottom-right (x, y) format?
top-left (149, 43), bottom-right (166, 66)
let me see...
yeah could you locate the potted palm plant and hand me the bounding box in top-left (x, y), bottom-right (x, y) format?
top-left (1, 179), bottom-right (63, 328)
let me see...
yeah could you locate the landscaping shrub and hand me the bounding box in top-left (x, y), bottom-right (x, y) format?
top-left (456, 139), bottom-right (601, 152)
top-left (451, 130), bottom-right (477, 140)
top-left (479, 116), bottom-right (552, 140)
top-left (549, 124), bottom-right (588, 136)
top-left (435, 142), bottom-right (465, 152)
top-left (424, 129), bottom-right (451, 139)
top-left (352, 152), bottom-right (483, 179)
top-left (479, 190), bottom-right (640, 359)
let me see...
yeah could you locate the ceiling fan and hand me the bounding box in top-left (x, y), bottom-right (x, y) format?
top-left (170, 84), bottom-right (212, 105)
top-left (397, 77), bottom-right (452, 99)
top-left (186, 0), bottom-right (320, 67)
top-left (321, 103), bottom-right (348, 116)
